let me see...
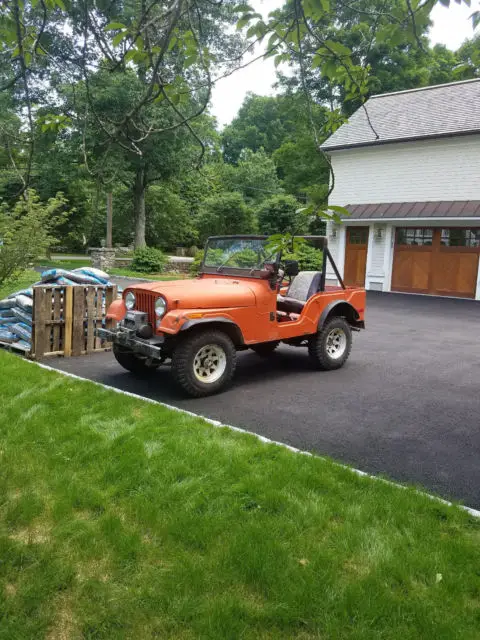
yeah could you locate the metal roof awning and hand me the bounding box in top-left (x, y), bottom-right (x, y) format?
top-left (341, 201), bottom-right (480, 220)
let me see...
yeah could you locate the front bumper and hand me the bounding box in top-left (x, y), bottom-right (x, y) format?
top-left (97, 326), bottom-right (165, 359)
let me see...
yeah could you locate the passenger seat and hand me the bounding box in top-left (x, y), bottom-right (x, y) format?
top-left (277, 271), bottom-right (323, 314)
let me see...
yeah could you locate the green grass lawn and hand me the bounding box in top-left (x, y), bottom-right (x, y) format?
top-left (0, 270), bottom-right (40, 300)
top-left (35, 259), bottom-right (92, 271)
top-left (0, 353), bottom-right (479, 639)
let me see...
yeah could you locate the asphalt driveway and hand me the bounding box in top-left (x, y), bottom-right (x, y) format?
top-left (46, 292), bottom-right (480, 508)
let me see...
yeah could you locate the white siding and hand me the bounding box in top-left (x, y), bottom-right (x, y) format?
top-left (328, 134), bottom-right (480, 205)
top-left (365, 225), bottom-right (386, 290)
top-left (325, 221), bottom-right (344, 283)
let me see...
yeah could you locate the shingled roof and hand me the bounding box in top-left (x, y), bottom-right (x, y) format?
top-left (321, 79), bottom-right (480, 151)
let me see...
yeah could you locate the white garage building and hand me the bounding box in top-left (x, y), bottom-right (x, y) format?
top-left (322, 78), bottom-right (480, 299)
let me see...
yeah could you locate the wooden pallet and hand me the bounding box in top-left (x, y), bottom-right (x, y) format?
top-left (32, 284), bottom-right (117, 359)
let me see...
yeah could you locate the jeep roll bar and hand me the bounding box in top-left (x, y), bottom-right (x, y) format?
top-left (280, 235), bottom-right (346, 292)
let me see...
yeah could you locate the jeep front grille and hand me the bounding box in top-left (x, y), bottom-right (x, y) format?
top-left (135, 291), bottom-right (156, 323)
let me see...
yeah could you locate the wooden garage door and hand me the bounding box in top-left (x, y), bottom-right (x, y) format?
top-left (344, 227), bottom-right (369, 287)
top-left (392, 228), bottom-right (480, 298)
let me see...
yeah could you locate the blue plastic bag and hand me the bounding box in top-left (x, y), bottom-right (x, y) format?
top-left (54, 276), bottom-right (77, 286)
top-left (0, 329), bottom-right (16, 343)
top-left (0, 298), bottom-right (16, 310)
top-left (41, 268), bottom-right (103, 285)
top-left (8, 288), bottom-right (33, 299)
top-left (73, 267), bottom-right (110, 284)
top-left (12, 339), bottom-right (31, 351)
top-left (12, 307), bottom-right (32, 326)
top-left (11, 322), bottom-right (32, 341)
top-left (16, 294), bottom-right (33, 312)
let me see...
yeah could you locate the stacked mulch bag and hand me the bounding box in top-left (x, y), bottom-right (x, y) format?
top-left (0, 267), bottom-right (121, 353)
top-left (0, 290), bottom-right (34, 352)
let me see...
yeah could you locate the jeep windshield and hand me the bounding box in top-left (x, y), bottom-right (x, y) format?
top-left (202, 236), bottom-right (276, 276)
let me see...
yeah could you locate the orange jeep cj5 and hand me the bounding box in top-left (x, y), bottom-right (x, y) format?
top-left (99, 235), bottom-right (366, 397)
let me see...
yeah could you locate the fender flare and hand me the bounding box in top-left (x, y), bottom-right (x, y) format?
top-left (180, 317), bottom-right (244, 344)
top-left (318, 301), bottom-right (360, 329)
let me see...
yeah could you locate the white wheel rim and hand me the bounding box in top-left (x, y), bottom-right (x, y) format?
top-left (326, 328), bottom-right (347, 360)
top-left (193, 344), bottom-right (227, 384)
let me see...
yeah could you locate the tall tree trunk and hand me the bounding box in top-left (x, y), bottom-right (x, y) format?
top-left (133, 167), bottom-right (147, 249)
top-left (106, 192), bottom-right (113, 248)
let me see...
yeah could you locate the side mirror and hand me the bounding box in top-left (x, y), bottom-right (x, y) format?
top-left (284, 260), bottom-right (299, 277)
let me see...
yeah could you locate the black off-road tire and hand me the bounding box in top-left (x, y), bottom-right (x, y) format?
top-left (251, 341), bottom-right (279, 357)
top-left (113, 343), bottom-right (159, 375)
top-left (171, 330), bottom-right (236, 397)
top-left (308, 317), bottom-right (352, 371)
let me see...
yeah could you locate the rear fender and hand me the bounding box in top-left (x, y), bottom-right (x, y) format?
top-left (318, 301), bottom-right (363, 329)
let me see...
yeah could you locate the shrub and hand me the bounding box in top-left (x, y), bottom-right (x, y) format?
top-left (131, 247), bottom-right (167, 273)
top-left (257, 194), bottom-right (305, 235)
top-left (190, 250), bottom-right (204, 276)
top-left (284, 242), bottom-right (323, 271)
top-left (0, 190), bottom-right (71, 287)
top-left (196, 192), bottom-right (256, 243)
top-left (146, 185), bottom-right (198, 251)
top-left (230, 248), bottom-right (259, 268)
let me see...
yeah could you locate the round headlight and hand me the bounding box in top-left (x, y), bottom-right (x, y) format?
top-left (125, 291), bottom-right (136, 310)
top-left (155, 297), bottom-right (167, 317)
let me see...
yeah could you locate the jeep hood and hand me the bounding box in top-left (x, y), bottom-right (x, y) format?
top-left (135, 278), bottom-right (256, 309)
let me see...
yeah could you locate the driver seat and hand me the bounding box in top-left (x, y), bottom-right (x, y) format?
top-left (277, 271), bottom-right (323, 314)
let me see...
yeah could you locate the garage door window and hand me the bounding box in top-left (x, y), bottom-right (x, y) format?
top-left (348, 228), bottom-right (369, 244)
top-left (440, 229), bottom-right (480, 247)
top-left (396, 228), bottom-right (433, 246)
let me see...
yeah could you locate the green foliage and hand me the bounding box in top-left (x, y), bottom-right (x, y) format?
top-left (130, 247), bottom-right (167, 274)
top-left (231, 248), bottom-right (259, 268)
top-left (0, 190), bottom-right (71, 286)
top-left (203, 247), bottom-right (225, 266)
top-left (273, 137), bottom-right (329, 197)
top-left (190, 249), bottom-right (205, 276)
top-left (284, 242), bottom-right (324, 272)
top-left (216, 149), bottom-right (282, 204)
top-left (222, 94), bottom-right (307, 163)
top-left (196, 192), bottom-right (256, 243)
top-left (221, 94), bottom-right (329, 199)
top-left (258, 195), bottom-right (305, 235)
top-left (146, 184), bottom-right (198, 251)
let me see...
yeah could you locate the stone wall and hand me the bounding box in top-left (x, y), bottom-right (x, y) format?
top-left (90, 248), bottom-right (116, 271)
